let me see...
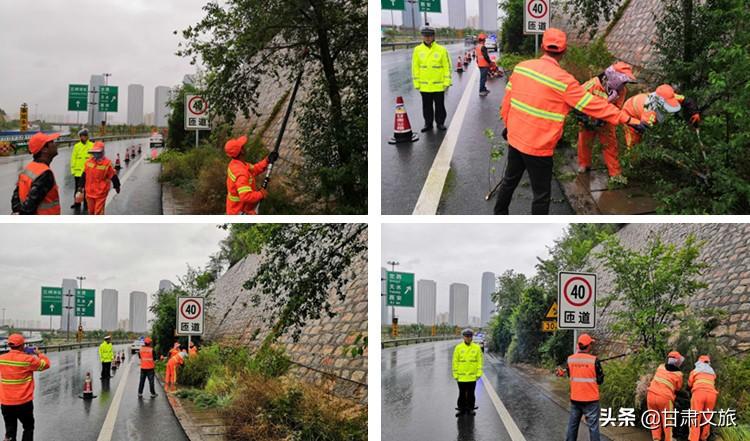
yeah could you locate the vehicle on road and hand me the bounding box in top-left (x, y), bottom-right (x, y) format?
top-left (486, 35), bottom-right (498, 52)
top-left (474, 333), bottom-right (485, 352)
top-left (130, 339), bottom-right (144, 354)
top-left (149, 133), bottom-right (164, 148)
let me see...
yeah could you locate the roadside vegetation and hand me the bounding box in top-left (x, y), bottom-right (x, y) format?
top-left (486, 225), bottom-right (750, 438)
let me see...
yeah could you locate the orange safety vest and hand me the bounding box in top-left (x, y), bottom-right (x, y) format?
top-left (476, 44), bottom-right (489, 68)
top-left (188, 347), bottom-right (198, 358)
top-left (688, 370), bottom-right (718, 394)
top-left (622, 93), bottom-right (658, 126)
top-left (226, 158), bottom-right (267, 215)
top-left (647, 364), bottom-right (683, 401)
top-left (567, 352), bottom-right (599, 401)
top-left (0, 349), bottom-right (51, 405)
top-left (500, 55), bottom-right (633, 157)
top-left (17, 161), bottom-right (60, 215)
top-left (84, 157), bottom-right (115, 199)
top-left (139, 346), bottom-right (155, 370)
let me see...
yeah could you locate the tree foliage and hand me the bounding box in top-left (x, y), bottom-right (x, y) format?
top-left (595, 233), bottom-right (708, 354)
top-left (166, 82), bottom-right (211, 151)
top-left (242, 224), bottom-right (367, 343)
top-left (177, 0), bottom-right (367, 213)
top-left (499, 0), bottom-right (536, 55)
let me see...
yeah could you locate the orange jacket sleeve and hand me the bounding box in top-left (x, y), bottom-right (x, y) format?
top-left (250, 157), bottom-right (269, 176)
top-left (500, 78), bottom-right (513, 123)
top-left (28, 353), bottom-right (50, 372)
top-left (562, 79), bottom-right (635, 126)
top-left (688, 370), bottom-right (696, 389)
top-left (235, 171), bottom-right (265, 204)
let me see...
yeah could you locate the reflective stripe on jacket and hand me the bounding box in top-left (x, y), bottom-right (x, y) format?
top-left (567, 352), bottom-right (599, 401)
top-left (226, 157), bottom-right (268, 215)
top-left (139, 346), bottom-right (155, 370)
top-left (688, 371), bottom-right (718, 394)
top-left (0, 349), bottom-right (50, 405)
top-left (99, 341), bottom-right (114, 363)
top-left (500, 55), bottom-right (634, 157)
top-left (452, 342), bottom-right (483, 382)
top-left (17, 161), bottom-right (60, 215)
top-left (71, 140), bottom-right (94, 176)
top-left (412, 42), bottom-right (452, 92)
top-left (647, 364), bottom-right (683, 401)
top-left (84, 157), bottom-right (115, 198)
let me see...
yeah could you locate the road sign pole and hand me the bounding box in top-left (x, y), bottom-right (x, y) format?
top-left (195, 130), bottom-right (198, 148)
top-left (573, 329), bottom-right (577, 354)
top-left (535, 34), bottom-right (539, 57)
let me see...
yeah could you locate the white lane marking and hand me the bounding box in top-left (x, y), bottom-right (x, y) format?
top-left (96, 357), bottom-right (134, 441)
top-left (482, 375), bottom-right (528, 441)
top-left (412, 67), bottom-right (479, 215)
top-left (106, 151), bottom-right (146, 205)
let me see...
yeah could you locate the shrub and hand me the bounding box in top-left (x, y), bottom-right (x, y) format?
top-left (598, 356), bottom-right (649, 412)
top-left (248, 345), bottom-right (291, 378)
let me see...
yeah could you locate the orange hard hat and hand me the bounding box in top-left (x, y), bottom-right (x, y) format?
top-left (478, 33), bottom-right (487, 41)
top-left (90, 141), bottom-right (105, 153)
top-left (542, 28), bottom-right (567, 53)
top-left (698, 355), bottom-right (711, 363)
top-left (28, 132), bottom-right (61, 155)
top-left (224, 135), bottom-right (247, 158)
top-left (611, 61), bottom-right (636, 81)
top-left (7, 334), bottom-right (25, 347)
top-left (654, 84), bottom-right (682, 112)
top-left (144, 337), bottom-right (152, 345)
top-left (577, 333), bottom-right (595, 346)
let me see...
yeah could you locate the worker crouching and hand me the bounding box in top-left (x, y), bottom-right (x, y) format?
top-left (82, 141), bottom-right (120, 215)
top-left (646, 351), bottom-right (685, 441)
top-left (225, 135), bottom-right (277, 215)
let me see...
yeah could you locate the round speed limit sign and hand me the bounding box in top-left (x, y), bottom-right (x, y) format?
top-left (558, 272), bottom-right (597, 329)
top-left (527, 0), bottom-right (548, 19)
top-left (181, 299), bottom-right (202, 319)
top-left (563, 276), bottom-right (593, 306)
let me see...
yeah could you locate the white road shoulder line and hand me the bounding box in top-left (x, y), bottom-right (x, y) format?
top-left (412, 67), bottom-right (479, 215)
top-left (106, 148), bottom-right (147, 205)
top-left (482, 374), bottom-right (528, 441)
top-left (96, 358), bottom-right (134, 441)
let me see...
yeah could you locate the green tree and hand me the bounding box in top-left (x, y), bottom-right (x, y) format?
top-left (595, 233), bottom-right (708, 354)
top-left (216, 224), bottom-right (283, 266)
top-left (488, 270), bottom-right (528, 354)
top-left (177, 0), bottom-right (367, 213)
top-left (166, 82), bottom-right (210, 151)
top-left (499, 0), bottom-right (535, 54)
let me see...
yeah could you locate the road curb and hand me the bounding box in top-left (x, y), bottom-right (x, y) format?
top-left (158, 373), bottom-right (227, 441)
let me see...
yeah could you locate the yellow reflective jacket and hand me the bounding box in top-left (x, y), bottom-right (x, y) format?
top-left (71, 140), bottom-right (94, 177)
top-left (98, 341), bottom-right (114, 363)
top-left (412, 42), bottom-right (452, 92)
top-left (452, 342), bottom-right (483, 382)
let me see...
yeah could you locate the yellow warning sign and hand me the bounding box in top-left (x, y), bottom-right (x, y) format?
top-left (541, 321), bottom-right (558, 332)
top-left (545, 302), bottom-right (558, 319)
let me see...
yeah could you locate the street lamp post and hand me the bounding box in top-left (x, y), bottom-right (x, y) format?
top-left (64, 288), bottom-right (74, 341)
top-left (102, 73), bottom-right (112, 128)
top-left (386, 260), bottom-right (400, 336)
top-left (76, 276), bottom-right (86, 339)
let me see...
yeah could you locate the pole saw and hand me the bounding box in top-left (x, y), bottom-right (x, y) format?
top-left (256, 49), bottom-right (308, 214)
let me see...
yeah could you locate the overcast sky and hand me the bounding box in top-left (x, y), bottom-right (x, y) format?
top-left (0, 224), bottom-right (228, 329)
top-left (0, 0), bottom-right (211, 123)
top-left (381, 0), bottom-right (487, 26)
top-left (382, 224), bottom-right (568, 323)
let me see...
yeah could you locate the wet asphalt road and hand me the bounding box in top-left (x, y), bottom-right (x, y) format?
top-left (23, 344), bottom-right (187, 441)
top-left (382, 340), bottom-right (611, 441)
top-left (381, 44), bottom-right (573, 215)
top-left (0, 137), bottom-right (162, 215)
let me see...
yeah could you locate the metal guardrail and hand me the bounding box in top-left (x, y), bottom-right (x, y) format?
top-left (0, 340), bottom-right (130, 354)
top-left (381, 335), bottom-right (459, 348)
top-left (381, 39), bottom-right (462, 51)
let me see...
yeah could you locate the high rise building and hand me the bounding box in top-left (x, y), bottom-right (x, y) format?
top-left (478, 0), bottom-right (499, 32)
top-left (101, 289), bottom-right (118, 331)
top-left (127, 84), bottom-right (144, 126)
top-left (159, 280), bottom-right (175, 293)
top-left (87, 75), bottom-right (105, 127)
top-left (417, 279), bottom-right (437, 325)
top-left (129, 291), bottom-right (148, 333)
top-left (449, 283), bottom-right (469, 327)
top-left (402, 1), bottom-right (422, 30)
top-left (154, 86), bottom-right (170, 128)
top-left (448, 0), bottom-right (467, 29)
top-left (59, 278), bottom-right (77, 332)
top-left (481, 272), bottom-right (496, 327)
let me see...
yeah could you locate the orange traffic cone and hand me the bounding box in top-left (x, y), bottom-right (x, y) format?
top-left (456, 57), bottom-right (464, 73)
top-left (79, 372), bottom-right (97, 399)
top-left (388, 96), bottom-right (419, 144)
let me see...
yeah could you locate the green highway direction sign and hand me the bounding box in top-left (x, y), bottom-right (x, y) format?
top-left (419, 0), bottom-right (441, 13)
top-left (98, 86), bottom-right (118, 112)
top-left (41, 287), bottom-right (63, 316)
top-left (386, 271), bottom-right (414, 307)
top-left (75, 289), bottom-right (95, 317)
top-left (382, 0), bottom-right (405, 10)
top-left (68, 84), bottom-right (88, 111)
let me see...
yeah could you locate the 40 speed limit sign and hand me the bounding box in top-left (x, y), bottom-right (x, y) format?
top-left (557, 271), bottom-right (596, 329)
top-left (177, 296), bottom-right (204, 335)
top-left (524, 0), bottom-right (550, 34)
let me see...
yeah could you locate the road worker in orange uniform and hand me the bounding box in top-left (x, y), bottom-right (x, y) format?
top-left (646, 350), bottom-right (685, 441)
top-left (576, 62), bottom-right (637, 185)
top-left (169, 341), bottom-right (180, 358)
top-left (688, 355), bottom-right (719, 441)
top-left (224, 135), bottom-right (277, 215)
top-left (565, 333), bottom-right (604, 441)
top-left (137, 337), bottom-right (157, 398)
top-left (622, 84), bottom-right (701, 148)
top-left (82, 141), bottom-right (120, 215)
top-left (11, 132), bottom-right (61, 215)
top-left (188, 341), bottom-right (198, 358)
top-left (164, 348), bottom-right (184, 391)
top-left (475, 33), bottom-right (492, 96)
top-left (0, 334), bottom-right (51, 441)
top-left (496, 28), bottom-right (646, 215)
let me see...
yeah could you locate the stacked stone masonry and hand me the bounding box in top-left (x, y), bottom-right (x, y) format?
top-left (204, 228), bottom-right (368, 406)
top-left (586, 223), bottom-right (750, 356)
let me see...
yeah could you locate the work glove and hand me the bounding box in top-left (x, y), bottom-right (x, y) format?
top-left (268, 151), bottom-right (279, 163)
top-left (629, 121), bottom-right (648, 134)
top-left (259, 189), bottom-right (269, 199)
top-left (689, 113), bottom-right (701, 128)
top-left (502, 127), bottom-right (508, 140)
